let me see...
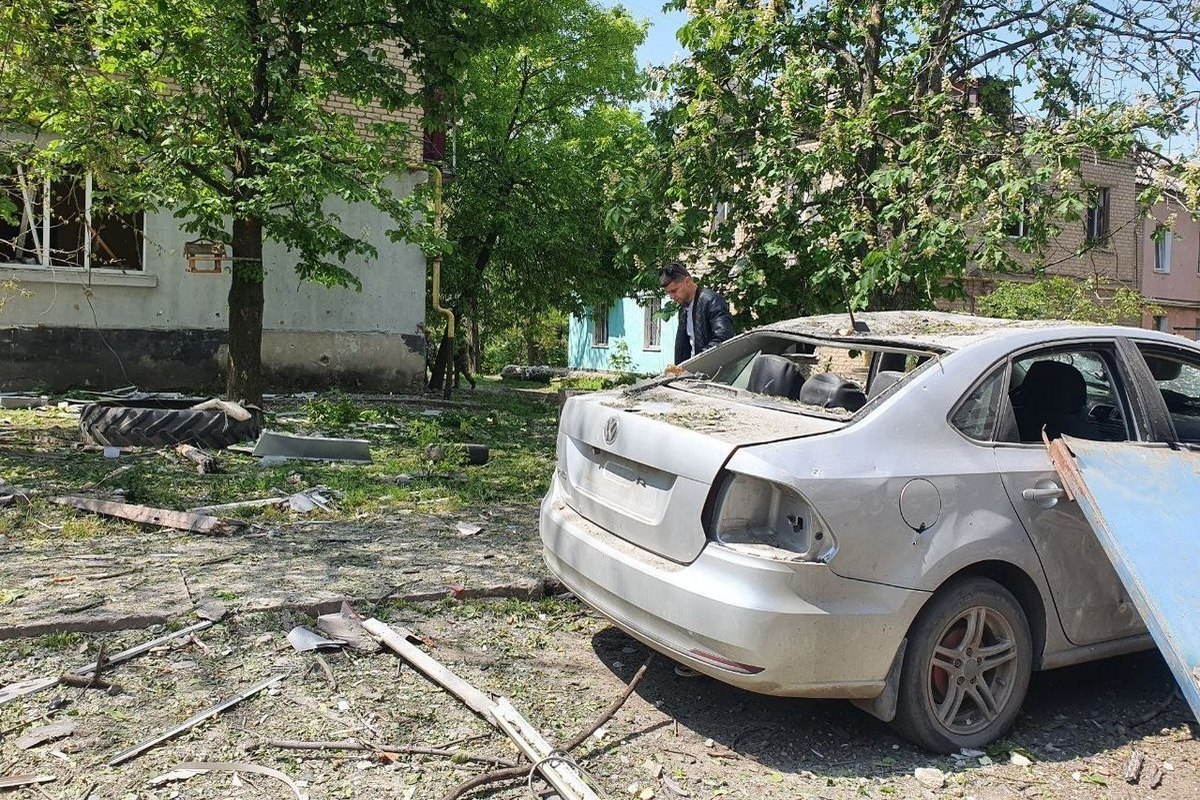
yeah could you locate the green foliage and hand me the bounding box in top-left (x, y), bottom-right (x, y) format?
top-left (977, 277), bottom-right (1160, 325)
top-left (305, 393), bottom-right (365, 428)
top-left (608, 0), bottom-right (1200, 321)
top-left (440, 0), bottom-right (648, 335)
top-left (481, 309), bottom-right (569, 371)
top-left (608, 339), bottom-right (634, 373)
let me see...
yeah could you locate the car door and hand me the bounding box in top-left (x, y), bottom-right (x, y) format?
top-left (991, 342), bottom-right (1146, 646)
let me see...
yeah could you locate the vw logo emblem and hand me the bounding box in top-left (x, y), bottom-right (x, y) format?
top-left (603, 416), bottom-right (619, 445)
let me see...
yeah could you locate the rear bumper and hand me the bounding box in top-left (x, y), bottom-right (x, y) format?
top-left (540, 477), bottom-right (928, 699)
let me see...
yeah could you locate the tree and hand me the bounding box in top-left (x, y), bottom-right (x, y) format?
top-left (976, 276), bottom-right (1160, 324)
top-left (608, 0), bottom-right (1200, 322)
top-left (438, 0), bottom-right (647, 363)
top-left (0, 0), bottom-right (500, 403)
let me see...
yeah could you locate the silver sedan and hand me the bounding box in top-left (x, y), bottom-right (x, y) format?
top-left (540, 310), bottom-right (1200, 751)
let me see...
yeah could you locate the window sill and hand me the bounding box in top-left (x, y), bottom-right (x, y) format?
top-left (0, 264), bottom-right (158, 288)
top-left (643, 346), bottom-right (661, 352)
top-left (591, 343), bottom-right (609, 349)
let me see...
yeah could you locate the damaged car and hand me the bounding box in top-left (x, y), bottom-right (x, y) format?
top-left (540, 310), bottom-right (1200, 751)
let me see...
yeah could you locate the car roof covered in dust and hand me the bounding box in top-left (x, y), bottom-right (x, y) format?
top-left (757, 310), bottom-right (1093, 351)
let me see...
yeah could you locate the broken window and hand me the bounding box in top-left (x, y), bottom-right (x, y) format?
top-left (1136, 346), bottom-right (1200, 444)
top-left (0, 168), bottom-right (144, 270)
top-left (1007, 349), bottom-right (1129, 443)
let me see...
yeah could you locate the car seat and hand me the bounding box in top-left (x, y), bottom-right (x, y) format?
top-left (1012, 360), bottom-right (1091, 441)
top-left (747, 354), bottom-right (806, 400)
top-left (799, 372), bottom-right (867, 411)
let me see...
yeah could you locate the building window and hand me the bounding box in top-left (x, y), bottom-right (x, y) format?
top-left (1085, 187), bottom-right (1110, 244)
top-left (1003, 201), bottom-right (1027, 238)
top-left (643, 298), bottom-right (661, 350)
top-left (1153, 315), bottom-right (1168, 333)
top-left (0, 169), bottom-right (143, 271)
top-left (592, 305), bottom-right (609, 347)
top-left (1154, 225), bottom-right (1172, 273)
top-left (1194, 317), bottom-right (1200, 341)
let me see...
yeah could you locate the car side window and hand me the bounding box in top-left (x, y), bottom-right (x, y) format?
top-left (1135, 346), bottom-right (1200, 444)
top-left (1008, 349), bottom-right (1129, 443)
top-left (950, 365), bottom-right (1008, 441)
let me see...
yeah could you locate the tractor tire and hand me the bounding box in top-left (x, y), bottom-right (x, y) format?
top-left (79, 399), bottom-right (262, 449)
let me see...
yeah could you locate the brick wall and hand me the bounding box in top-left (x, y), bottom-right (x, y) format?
top-left (325, 41), bottom-right (426, 163)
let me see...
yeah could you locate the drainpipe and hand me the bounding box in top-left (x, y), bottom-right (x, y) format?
top-left (409, 162), bottom-right (454, 398)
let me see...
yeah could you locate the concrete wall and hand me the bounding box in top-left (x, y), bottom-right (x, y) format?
top-left (0, 172), bottom-right (429, 392)
top-left (567, 296), bottom-right (678, 374)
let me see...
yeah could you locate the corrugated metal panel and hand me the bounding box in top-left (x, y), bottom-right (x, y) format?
top-left (1048, 436), bottom-right (1200, 723)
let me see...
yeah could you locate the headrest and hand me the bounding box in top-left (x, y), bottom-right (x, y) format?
top-left (1145, 355), bottom-right (1182, 381)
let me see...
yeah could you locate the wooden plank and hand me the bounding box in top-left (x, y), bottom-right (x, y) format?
top-left (361, 619), bottom-right (495, 721)
top-left (52, 496), bottom-right (236, 535)
top-left (107, 674), bottom-right (286, 766)
top-left (361, 618), bottom-right (600, 800)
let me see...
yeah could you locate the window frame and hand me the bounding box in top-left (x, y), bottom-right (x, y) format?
top-left (1085, 187), bottom-right (1111, 245)
top-left (1, 169), bottom-right (145, 274)
top-left (642, 298), bottom-right (661, 351)
top-left (1153, 224), bottom-right (1172, 273)
top-left (1131, 341), bottom-right (1200, 446)
top-left (591, 304), bottom-right (609, 348)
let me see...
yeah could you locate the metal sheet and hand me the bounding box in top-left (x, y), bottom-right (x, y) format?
top-left (1049, 436), bottom-right (1200, 722)
top-left (252, 431), bottom-right (371, 462)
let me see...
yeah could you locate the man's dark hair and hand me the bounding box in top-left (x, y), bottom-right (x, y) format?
top-left (658, 262), bottom-right (691, 287)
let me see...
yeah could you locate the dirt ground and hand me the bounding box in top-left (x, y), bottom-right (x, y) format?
top-left (2, 390), bottom-right (1198, 799)
top-left (1, 595), bottom-right (1197, 800)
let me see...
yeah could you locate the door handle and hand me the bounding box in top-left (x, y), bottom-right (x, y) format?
top-left (1022, 485), bottom-right (1065, 501)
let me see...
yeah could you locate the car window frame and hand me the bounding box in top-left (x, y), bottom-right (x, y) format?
top-left (1123, 337), bottom-right (1200, 447)
top-left (946, 357), bottom-right (1018, 445)
top-left (996, 338), bottom-right (1141, 447)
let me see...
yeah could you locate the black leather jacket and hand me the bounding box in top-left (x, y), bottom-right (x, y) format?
top-left (674, 287), bottom-right (734, 363)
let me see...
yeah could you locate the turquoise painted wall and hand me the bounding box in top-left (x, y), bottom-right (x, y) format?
top-left (567, 296), bottom-right (679, 373)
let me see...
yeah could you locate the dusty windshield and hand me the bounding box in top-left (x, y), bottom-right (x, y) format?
top-left (674, 331), bottom-right (936, 417)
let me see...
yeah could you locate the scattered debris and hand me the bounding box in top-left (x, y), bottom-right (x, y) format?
top-left (149, 761), bottom-right (305, 800)
top-left (188, 487), bottom-right (335, 516)
top-left (316, 609), bottom-right (383, 654)
top-left (456, 522), bottom-right (483, 537)
top-left (287, 626), bottom-right (346, 653)
top-left (0, 676), bottom-right (58, 707)
top-left (175, 444), bottom-right (219, 474)
top-left (913, 767), bottom-right (946, 789)
top-left (81, 463), bottom-right (136, 491)
top-left (1123, 749), bottom-right (1145, 783)
top-left (0, 485), bottom-right (33, 507)
top-left (107, 673), bottom-right (287, 766)
top-left (1009, 752), bottom-right (1033, 767)
top-left (0, 774), bottom-right (56, 790)
top-left (252, 431), bottom-right (372, 463)
top-left (58, 674), bottom-right (121, 693)
top-left (196, 600), bottom-right (228, 622)
top-left (248, 738), bottom-right (519, 768)
top-left (189, 398), bottom-right (253, 421)
top-left (52, 495), bottom-right (241, 535)
top-left (0, 394), bottom-right (48, 409)
top-left (15, 720), bottom-right (77, 750)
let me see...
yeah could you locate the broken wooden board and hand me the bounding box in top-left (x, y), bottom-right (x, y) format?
top-left (16, 720), bottom-right (76, 750)
top-left (52, 496), bottom-right (240, 535)
top-left (361, 617), bottom-right (600, 800)
top-left (1049, 436), bottom-right (1200, 723)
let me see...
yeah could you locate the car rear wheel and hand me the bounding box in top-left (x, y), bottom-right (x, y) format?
top-left (892, 576), bottom-right (1032, 752)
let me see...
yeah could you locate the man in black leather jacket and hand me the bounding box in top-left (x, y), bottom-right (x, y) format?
top-left (659, 262), bottom-right (734, 364)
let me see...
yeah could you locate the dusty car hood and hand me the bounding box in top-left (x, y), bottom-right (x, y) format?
top-left (556, 387), bottom-right (841, 562)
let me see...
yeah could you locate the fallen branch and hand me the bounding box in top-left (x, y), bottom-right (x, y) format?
top-left (149, 761), bottom-right (302, 800)
top-left (58, 674), bottom-right (121, 693)
top-left (441, 655), bottom-right (655, 800)
top-left (52, 495), bottom-right (240, 535)
top-left (249, 738), bottom-right (518, 768)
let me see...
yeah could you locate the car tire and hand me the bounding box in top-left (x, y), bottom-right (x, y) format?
top-left (891, 576), bottom-right (1032, 753)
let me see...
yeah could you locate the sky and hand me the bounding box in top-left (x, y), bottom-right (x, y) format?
top-left (611, 0), bottom-right (689, 69)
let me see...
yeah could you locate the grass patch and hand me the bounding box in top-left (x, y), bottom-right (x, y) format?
top-left (0, 387), bottom-right (561, 542)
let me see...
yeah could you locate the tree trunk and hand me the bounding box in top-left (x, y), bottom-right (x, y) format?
top-left (227, 215), bottom-right (265, 405)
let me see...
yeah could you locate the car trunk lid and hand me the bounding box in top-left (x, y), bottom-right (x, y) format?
top-left (557, 387), bottom-right (842, 562)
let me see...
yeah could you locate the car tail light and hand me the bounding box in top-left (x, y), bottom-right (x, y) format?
top-left (708, 473), bottom-right (837, 562)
